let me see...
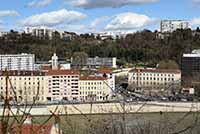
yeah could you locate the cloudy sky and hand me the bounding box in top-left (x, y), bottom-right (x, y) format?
top-left (1, 0), bottom-right (200, 33)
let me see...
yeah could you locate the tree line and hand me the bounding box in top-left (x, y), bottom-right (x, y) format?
top-left (1, 28), bottom-right (200, 68)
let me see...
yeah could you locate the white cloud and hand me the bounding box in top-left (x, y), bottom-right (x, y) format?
top-left (55, 16), bottom-right (108, 33)
top-left (21, 9), bottom-right (87, 27)
top-left (26, 0), bottom-right (53, 8)
top-left (0, 10), bottom-right (19, 17)
top-left (191, 17), bottom-right (200, 26)
top-left (69, 0), bottom-right (159, 9)
top-left (105, 12), bottom-right (158, 31)
top-left (56, 24), bottom-right (87, 33)
top-left (89, 16), bottom-right (108, 30)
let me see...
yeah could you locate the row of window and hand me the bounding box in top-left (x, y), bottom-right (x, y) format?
top-left (131, 73), bottom-right (175, 77)
top-left (80, 91), bottom-right (103, 95)
top-left (131, 77), bottom-right (175, 81)
top-left (0, 77), bottom-right (44, 80)
top-left (80, 86), bottom-right (105, 90)
top-left (80, 82), bottom-right (103, 85)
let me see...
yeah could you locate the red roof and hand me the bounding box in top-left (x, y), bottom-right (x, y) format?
top-left (0, 71), bottom-right (46, 76)
top-left (129, 68), bottom-right (181, 74)
top-left (47, 69), bottom-right (80, 76)
top-left (41, 65), bottom-right (52, 71)
top-left (80, 76), bottom-right (107, 81)
top-left (0, 124), bottom-right (53, 134)
top-left (97, 69), bottom-right (113, 74)
top-left (41, 65), bottom-right (62, 71)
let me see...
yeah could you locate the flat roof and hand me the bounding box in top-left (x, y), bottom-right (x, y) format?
top-left (183, 54), bottom-right (200, 57)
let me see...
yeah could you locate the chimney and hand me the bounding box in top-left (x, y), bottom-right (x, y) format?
top-left (24, 114), bottom-right (32, 124)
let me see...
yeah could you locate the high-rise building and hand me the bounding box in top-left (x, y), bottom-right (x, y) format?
top-left (181, 50), bottom-right (200, 86)
top-left (0, 53), bottom-right (35, 71)
top-left (160, 20), bottom-right (190, 33)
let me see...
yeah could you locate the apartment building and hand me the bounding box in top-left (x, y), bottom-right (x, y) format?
top-left (79, 76), bottom-right (110, 101)
top-left (46, 70), bottom-right (80, 101)
top-left (160, 20), bottom-right (190, 33)
top-left (0, 53), bottom-right (35, 71)
top-left (0, 69), bottom-right (114, 103)
top-left (128, 68), bottom-right (181, 89)
top-left (95, 69), bottom-right (115, 96)
top-left (25, 27), bottom-right (56, 39)
top-left (0, 71), bottom-right (47, 103)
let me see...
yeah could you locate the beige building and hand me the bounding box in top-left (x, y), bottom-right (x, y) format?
top-left (0, 71), bottom-right (47, 103)
top-left (0, 68), bottom-right (114, 103)
top-left (79, 76), bottom-right (110, 101)
top-left (128, 68), bottom-right (181, 89)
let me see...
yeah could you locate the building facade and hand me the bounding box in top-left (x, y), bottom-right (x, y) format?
top-left (86, 57), bottom-right (117, 68)
top-left (79, 76), bottom-right (110, 101)
top-left (160, 20), bottom-right (190, 33)
top-left (181, 50), bottom-right (200, 86)
top-left (0, 71), bottom-right (47, 103)
top-left (0, 69), bottom-right (114, 103)
top-left (0, 53), bottom-right (35, 71)
top-left (25, 27), bottom-right (56, 39)
top-left (128, 68), bottom-right (181, 89)
top-left (95, 69), bottom-right (115, 96)
top-left (46, 70), bottom-right (80, 101)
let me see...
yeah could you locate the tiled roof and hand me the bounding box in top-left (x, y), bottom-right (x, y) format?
top-left (0, 71), bottom-right (46, 76)
top-left (41, 65), bottom-right (52, 71)
top-left (41, 65), bottom-right (62, 71)
top-left (80, 76), bottom-right (107, 81)
top-left (97, 69), bottom-right (113, 74)
top-left (47, 69), bottom-right (80, 76)
top-left (129, 68), bottom-right (181, 74)
top-left (0, 124), bottom-right (53, 134)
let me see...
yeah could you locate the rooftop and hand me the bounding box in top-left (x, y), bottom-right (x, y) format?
top-left (47, 69), bottom-right (79, 76)
top-left (183, 49), bottom-right (200, 57)
top-left (0, 124), bottom-right (53, 134)
top-left (80, 76), bottom-right (107, 81)
top-left (0, 71), bottom-right (46, 76)
top-left (129, 68), bottom-right (181, 74)
top-left (97, 69), bottom-right (113, 74)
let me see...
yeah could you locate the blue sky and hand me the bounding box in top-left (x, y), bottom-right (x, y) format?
top-left (1, 0), bottom-right (200, 33)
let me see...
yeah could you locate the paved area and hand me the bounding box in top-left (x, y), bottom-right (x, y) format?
top-left (0, 102), bottom-right (199, 116)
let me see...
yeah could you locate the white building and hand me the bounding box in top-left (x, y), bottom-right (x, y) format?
top-left (160, 20), bottom-right (190, 33)
top-left (25, 27), bottom-right (58, 39)
top-left (86, 57), bottom-right (117, 68)
top-left (128, 68), bottom-right (181, 89)
top-left (0, 53), bottom-right (35, 71)
top-left (35, 53), bottom-right (71, 71)
top-left (0, 31), bottom-right (9, 37)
